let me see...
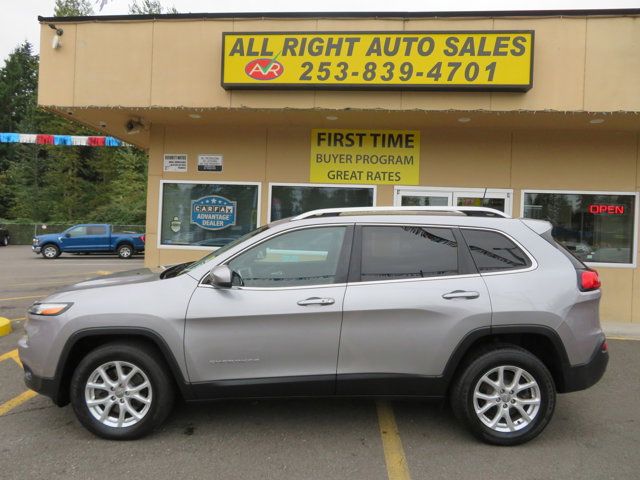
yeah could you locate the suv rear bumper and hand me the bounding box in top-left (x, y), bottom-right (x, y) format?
top-left (559, 340), bottom-right (608, 393)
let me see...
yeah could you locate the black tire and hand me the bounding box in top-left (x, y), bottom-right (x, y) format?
top-left (70, 341), bottom-right (175, 440)
top-left (41, 243), bottom-right (60, 259)
top-left (450, 347), bottom-right (556, 446)
top-left (117, 243), bottom-right (134, 259)
top-left (1, 235), bottom-right (8, 246)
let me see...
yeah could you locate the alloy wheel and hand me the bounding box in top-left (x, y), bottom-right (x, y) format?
top-left (472, 365), bottom-right (541, 433)
top-left (84, 361), bottom-right (153, 428)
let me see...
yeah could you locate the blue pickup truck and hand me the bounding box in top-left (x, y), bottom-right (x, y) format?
top-left (32, 224), bottom-right (145, 259)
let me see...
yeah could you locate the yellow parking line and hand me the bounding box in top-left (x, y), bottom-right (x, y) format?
top-left (607, 336), bottom-right (640, 341)
top-left (11, 317), bottom-right (26, 322)
top-left (0, 294), bottom-right (43, 302)
top-left (0, 390), bottom-right (38, 416)
top-left (377, 401), bottom-right (411, 480)
top-left (0, 349), bottom-right (22, 367)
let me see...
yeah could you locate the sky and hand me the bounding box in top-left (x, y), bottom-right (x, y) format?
top-left (1, 0), bottom-right (639, 62)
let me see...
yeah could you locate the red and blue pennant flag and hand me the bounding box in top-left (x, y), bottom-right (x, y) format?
top-left (0, 133), bottom-right (126, 147)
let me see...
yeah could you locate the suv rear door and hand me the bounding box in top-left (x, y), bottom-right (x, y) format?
top-left (337, 223), bottom-right (492, 396)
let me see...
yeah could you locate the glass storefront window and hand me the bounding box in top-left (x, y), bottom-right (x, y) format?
top-left (269, 184), bottom-right (375, 221)
top-left (160, 181), bottom-right (260, 247)
top-left (523, 191), bottom-right (637, 265)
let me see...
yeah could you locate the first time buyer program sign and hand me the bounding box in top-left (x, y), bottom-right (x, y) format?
top-left (310, 129), bottom-right (420, 185)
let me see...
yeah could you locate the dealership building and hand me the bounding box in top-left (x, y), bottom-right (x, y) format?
top-left (37, 9), bottom-right (640, 324)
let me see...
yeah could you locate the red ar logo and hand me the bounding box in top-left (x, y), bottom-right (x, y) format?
top-left (245, 58), bottom-right (284, 80)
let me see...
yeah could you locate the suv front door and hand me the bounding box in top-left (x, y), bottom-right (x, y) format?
top-left (337, 224), bottom-right (492, 395)
top-left (185, 224), bottom-right (353, 397)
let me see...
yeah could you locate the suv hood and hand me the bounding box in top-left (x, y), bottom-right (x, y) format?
top-left (57, 268), bottom-right (162, 292)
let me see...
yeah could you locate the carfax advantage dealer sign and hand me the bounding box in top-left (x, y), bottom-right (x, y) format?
top-left (221, 31), bottom-right (534, 91)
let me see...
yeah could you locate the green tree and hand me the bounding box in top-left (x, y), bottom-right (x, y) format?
top-left (54, 0), bottom-right (95, 16)
top-left (129, 0), bottom-right (178, 14)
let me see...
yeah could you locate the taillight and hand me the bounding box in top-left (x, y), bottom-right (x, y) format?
top-left (140, 235), bottom-right (146, 243)
top-left (580, 269), bottom-right (601, 291)
top-left (601, 340), bottom-right (608, 352)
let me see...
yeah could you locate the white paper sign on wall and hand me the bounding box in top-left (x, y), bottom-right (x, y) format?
top-left (164, 154), bottom-right (188, 172)
top-left (198, 154), bottom-right (223, 172)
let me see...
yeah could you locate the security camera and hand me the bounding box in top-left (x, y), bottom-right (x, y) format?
top-left (125, 119), bottom-right (142, 135)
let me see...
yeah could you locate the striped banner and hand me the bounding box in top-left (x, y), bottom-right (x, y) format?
top-left (0, 133), bottom-right (128, 147)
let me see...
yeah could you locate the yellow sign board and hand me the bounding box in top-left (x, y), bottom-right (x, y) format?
top-left (222, 31), bottom-right (533, 91)
top-left (310, 129), bottom-right (420, 185)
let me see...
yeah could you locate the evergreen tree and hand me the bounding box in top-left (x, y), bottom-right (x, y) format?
top-left (0, 0), bottom-right (149, 226)
top-left (54, 0), bottom-right (94, 16)
top-left (129, 0), bottom-right (178, 14)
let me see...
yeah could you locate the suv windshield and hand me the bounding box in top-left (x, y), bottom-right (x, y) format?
top-left (166, 225), bottom-right (271, 278)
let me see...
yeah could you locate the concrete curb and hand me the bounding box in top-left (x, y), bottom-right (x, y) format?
top-left (602, 322), bottom-right (640, 340)
top-left (0, 317), bottom-right (11, 337)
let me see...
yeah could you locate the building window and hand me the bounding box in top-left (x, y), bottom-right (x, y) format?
top-left (522, 191), bottom-right (637, 265)
top-left (269, 183), bottom-right (375, 221)
top-left (360, 226), bottom-right (459, 281)
top-left (160, 181), bottom-right (260, 248)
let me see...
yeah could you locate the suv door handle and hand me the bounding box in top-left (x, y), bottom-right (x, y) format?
top-left (442, 290), bottom-right (480, 300)
top-left (297, 297), bottom-right (335, 306)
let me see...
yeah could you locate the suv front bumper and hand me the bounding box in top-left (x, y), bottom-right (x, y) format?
top-left (559, 340), bottom-right (608, 393)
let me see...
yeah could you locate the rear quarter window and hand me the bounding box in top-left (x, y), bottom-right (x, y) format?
top-left (461, 229), bottom-right (532, 273)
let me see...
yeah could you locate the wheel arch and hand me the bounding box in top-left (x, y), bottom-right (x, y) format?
top-left (443, 325), bottom-right (571, 394)
top-left (52, 327), bottom-right (192, 406)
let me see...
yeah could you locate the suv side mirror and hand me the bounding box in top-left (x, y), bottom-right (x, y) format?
top-left (64, 233), bottom-right (71, 238)
top-left (209, 265), bottom-right (232, 288)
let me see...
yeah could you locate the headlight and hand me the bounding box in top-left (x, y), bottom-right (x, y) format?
top-left (28, 302), bottom-right (73, 316)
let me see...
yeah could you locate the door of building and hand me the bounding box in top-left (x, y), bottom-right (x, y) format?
top-left (395, 187), bottom-right (513, 216)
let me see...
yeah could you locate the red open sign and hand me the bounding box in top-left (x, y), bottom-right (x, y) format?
top-left (588, 204), bottom-right (625, 215)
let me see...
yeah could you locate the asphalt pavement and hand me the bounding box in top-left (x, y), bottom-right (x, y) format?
top-left (0, 245), bottom-right (638, 480)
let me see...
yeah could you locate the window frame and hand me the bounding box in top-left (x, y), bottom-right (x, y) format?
top-left (348, 223), bottom-right (479, 285)
top-left (205, 224), bottom-right (355, 291)
top-left (520, 189), bottom-right (639, 269)
top-left (158, 179), bottom-right (262, 251)
top-left (394, 186), bottom-right (514, 216)
top-left (268, 182), bottom-right (377, 222)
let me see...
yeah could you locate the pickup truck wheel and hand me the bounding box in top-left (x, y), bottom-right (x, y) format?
top-left (70, 342), bottom-right (175, 440)
top-left (41, 244), bottom-right (60, 259)
top-left (1, 235), bottom-right (8, 246)
top-left (450, 347), bottom-right (556, 446)
top-left (117, 244), bottom-right (133, 259)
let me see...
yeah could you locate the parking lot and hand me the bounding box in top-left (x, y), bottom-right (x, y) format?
top-left (0, 244), bottom-right (639, 480)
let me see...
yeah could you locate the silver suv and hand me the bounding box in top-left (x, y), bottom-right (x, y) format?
top-left (18, 207), bottom-right (608, 445)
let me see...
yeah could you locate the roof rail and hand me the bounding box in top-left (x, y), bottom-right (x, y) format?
top-left (292, 206), bottom-right (510, 220)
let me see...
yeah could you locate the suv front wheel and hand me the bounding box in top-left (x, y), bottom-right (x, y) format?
top-left (451, 347), bottom-right (556, 446)
top-left (70, 342), bottom-right (175, 440)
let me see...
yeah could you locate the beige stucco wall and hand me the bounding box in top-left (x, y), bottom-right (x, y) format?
top-left (38, 15), bottom-right (640, 114)
top-left (143, 124), bottom-right (640, 324)
top-left (35, 15), bottom-right (640, 326)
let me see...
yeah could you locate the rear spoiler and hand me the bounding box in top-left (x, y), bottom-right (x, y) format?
top-left (520, 218), bottom-right (553, 236)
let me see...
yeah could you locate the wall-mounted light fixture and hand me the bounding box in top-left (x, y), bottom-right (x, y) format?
top-left (49, 24), bottom-right (64, 49)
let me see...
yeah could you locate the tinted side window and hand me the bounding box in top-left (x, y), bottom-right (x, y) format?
top-left (360, 226), bottom-right (458, 281)
top-left (67, 226), bottom-right (87, 237)
top-left (86, 226), bottom-right (107, 235)
top-left (461, 229), bottom-right (531, 273)
top-left (228, 226), bottom-right (347, 287)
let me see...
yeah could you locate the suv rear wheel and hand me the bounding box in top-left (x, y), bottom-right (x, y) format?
top-left (451, 347), bottom-right (556, 446)
top-left (70, 342), bottom-right (174, 440)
